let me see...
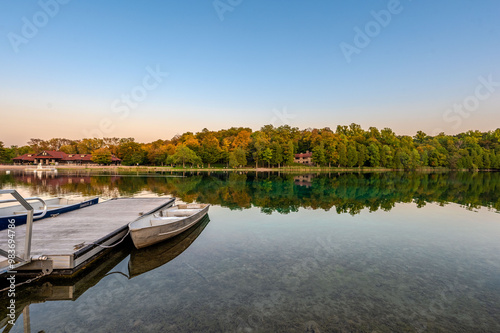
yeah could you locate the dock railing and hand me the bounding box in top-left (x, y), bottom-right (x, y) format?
top-left (0, 190), bottom-right (47, 272)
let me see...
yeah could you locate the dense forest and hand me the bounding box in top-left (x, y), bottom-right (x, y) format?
top-left (1, 124), bottom-right (500, 169)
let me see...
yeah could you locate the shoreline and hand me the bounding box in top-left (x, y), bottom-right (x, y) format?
top-left (0, 164), bottom-right (495, 173)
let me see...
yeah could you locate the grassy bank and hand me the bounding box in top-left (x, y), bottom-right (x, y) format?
top-left (0, 164), bottom-right (475, 174)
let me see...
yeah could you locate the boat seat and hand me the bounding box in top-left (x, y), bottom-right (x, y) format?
top-left (179, 205), bottom-right (204, 209)
top-left (165, 209), bottom-right (201, 217)
top-left (150, 217), bottom-right (180, 226)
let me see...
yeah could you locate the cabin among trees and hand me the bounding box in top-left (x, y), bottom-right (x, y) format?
top-left (294, 151), bottom-right (313, 166)
top-left (13, 150), bottom-right (121, 165)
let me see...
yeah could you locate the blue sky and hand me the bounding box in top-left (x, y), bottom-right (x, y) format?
top-left (1, 0), bottom-right (499, 146)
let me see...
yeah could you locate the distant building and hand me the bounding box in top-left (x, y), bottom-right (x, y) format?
top-left (13, 150), bottom-right (121, 165)
top-left (294, 150), bottom-right (313, 166)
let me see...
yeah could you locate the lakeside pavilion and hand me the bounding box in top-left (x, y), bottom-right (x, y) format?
top-left (12, 150), bottom-right (121, 165)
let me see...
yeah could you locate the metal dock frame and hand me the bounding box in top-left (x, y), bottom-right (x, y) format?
top-left (0, 190), bottom-right (48, 274)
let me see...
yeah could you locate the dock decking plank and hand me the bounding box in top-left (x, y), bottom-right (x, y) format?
top-left (0, 198), bottom-right (174, 269)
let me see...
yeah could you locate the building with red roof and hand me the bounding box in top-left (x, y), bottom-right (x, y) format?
top-left (294, 150), bottom-right (313, 166)
top-left (13, 150), bottom-right (121, 165)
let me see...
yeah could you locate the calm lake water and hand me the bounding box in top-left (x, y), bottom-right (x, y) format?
top-left (1, 171), bottom-right (499, 332)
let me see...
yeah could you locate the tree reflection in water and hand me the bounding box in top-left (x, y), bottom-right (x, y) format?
top-left (1, 171), bottom-right (499, 215)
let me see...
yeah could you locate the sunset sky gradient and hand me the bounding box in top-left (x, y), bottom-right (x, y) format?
top-left (1, 0), bottom-right (499, 146)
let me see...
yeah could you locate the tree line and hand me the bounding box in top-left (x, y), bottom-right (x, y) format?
top-left (1, 124), bottom-right (500, 169)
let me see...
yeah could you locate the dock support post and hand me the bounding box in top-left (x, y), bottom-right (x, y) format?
top-left (0, 190), bottom-right (47, 262)
top-left (23, 306), bottom-right (31, 333)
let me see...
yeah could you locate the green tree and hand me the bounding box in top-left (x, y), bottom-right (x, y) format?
top-left (60, 143), bottom-right (79, 154)
top-left (414, 130), bottom-right (428, 144)
top-left (117, 141), bottom-right (145, 166)
top-left (144, 140), bottom-right (169, 166)
top-left (380, 128), bottom-right (397, 146)
top-left (397, 150), bottom-right (411, 169)
top-left (235, 148), bottom-right (248, 166)
top-left (78, 138), bottom-right (104, 154)
top-left (91, 148), bottom-right (112, 165)
top-left (356, 143), bottom-right (367, 167)
top-left (367, 143), bottom-right (380, 167)
top-left (229, 152), bottom-right (239, 169)
top-left (199, 134), bottom-right (222, 168)
top-left (0, 142), bottom-right (11, 163)
top-left (270, 142), bottom-right (284, 168)
top-left (346, 143), bottom-right (358, 167)
top-left (471, 148), bottom-right (483, 169)
top-left (323, 134), bottom-right (338, 167)
top-left (229, 147), bottom-right (247, 168)
top-left (262, 148), bottom-right (273, 167)
top-left (483, 151), bottom-right (491, 169)
top-left (492, 151), bottom-right (500, 169)
top-left (337, 142), bottom-right (348, 167)
top-left (250, 132), bottom-right (269, 168)
top-left (458, 149), bottom-right (473, 169)
top-left (282, 141), bottom-right (295, 166)
top-left (410, 149), bottom-right (421, 169)
top-left (168, 145), bottom-right (201, 167)
top-left (381, 145), bottom-right (393, 168)
top-left (312, 142), bottom-right (326, 166)
top-left (394, 150), bottom-right (403, 169)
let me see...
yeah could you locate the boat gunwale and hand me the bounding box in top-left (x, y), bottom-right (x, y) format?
top-left (129, 204), bottom-right (210, 230)
top-left (0, 197), bottom-right (100, 230)
top-left (129, 204), bottom-right (210, 249)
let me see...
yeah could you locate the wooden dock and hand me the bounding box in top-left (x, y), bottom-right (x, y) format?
top-left (0, 197), bottom-right (175, 275)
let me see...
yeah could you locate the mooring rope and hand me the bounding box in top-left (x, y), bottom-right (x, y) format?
top-left (0, 270), bottom-right (49, 293)
top-left (91, 229), bottom-right (131, 248)
top-left (103, 271), bottom-right (130, 279)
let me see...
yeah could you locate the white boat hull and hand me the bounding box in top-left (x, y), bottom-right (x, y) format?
top-left (129, 204), bottom-right (210, 249)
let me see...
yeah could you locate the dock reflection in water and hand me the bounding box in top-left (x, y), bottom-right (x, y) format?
top-left (0, 215), bottom-right (210, 332)
top-left (0, 245), bottom-right (130, 332)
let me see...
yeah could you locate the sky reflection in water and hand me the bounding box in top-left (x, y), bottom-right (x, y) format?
top-left (1, 171), bottom-right (499, 332)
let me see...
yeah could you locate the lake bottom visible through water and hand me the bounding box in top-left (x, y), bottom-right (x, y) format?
top-left (5, 202), bottom-right (500, 332)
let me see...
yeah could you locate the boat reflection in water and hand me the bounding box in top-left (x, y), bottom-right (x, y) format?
top-left (0, 215), bottom-right (210, 332)
top-left (128, 214), bottom-right (210, 278)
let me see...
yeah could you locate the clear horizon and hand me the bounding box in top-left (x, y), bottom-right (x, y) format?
top-left (1, 0), bottom-right (499, 147)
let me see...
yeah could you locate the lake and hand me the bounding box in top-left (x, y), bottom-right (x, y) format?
top-left (1, 170), bottom-right (499, 332)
